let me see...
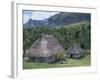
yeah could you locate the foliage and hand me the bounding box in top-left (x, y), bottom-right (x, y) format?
top-left (55, 52), bottom-right (66, 61)
top-left (83, 49), bottom-right (91, 55)
top-left (23, 55), bottom-right (91, 69)
top-left (23, 22), bottom-right (91, 57)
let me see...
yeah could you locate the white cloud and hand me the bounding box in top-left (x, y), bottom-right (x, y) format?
top-left (23, 14), bottom-right (31, 24)
top-left (31, 11), bottom-right (59, 20)
top-left (23, 11), bottom-right (59, 24)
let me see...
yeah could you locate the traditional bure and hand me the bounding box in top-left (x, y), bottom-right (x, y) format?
top-left (25, 33), bottom-right (65, 63)
top-left (66, 43), bottom-right (84, 59)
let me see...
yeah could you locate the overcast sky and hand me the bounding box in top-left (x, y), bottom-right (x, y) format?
top-left (23, 10), bottom-right (59, 24)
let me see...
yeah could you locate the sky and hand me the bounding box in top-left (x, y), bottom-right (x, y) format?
top-left (23, 10), bottom-right (59, 24)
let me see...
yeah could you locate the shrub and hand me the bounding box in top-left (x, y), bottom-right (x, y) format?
top-left (55, 52), bottom-right (66, 61)
top-left (83, 49), bottom-right (90, 55)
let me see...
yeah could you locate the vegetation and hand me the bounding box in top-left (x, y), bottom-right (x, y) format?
top-left (23, 22), bottom-right (91, 57)
top-left (23, 11), bottom-right (91, 69)
top-left (83, 49), bottom-right (91, 55)
top-left (23, 54), bottom-right (90, 69)
top-left (23, 22), bottom-right (91, 69)
top-left (55, 52), bottom-right (66, 61)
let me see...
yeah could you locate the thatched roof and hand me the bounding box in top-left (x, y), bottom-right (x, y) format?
top-left (25, 34), bottom-right (65, 57)
top-left (67, 43), bottom-right (83, 55)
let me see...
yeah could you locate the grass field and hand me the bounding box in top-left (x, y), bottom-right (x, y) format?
top-left (23, 55), bottom-right (91, 69)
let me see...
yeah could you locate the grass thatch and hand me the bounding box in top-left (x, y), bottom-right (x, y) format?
top-left (25, 34), bottom-right (65, 58)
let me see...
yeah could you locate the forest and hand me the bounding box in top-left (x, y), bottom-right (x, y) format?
top-left (23, 21), bottom-right (91, 57)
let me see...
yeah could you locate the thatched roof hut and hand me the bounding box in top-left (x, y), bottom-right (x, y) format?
top-left (25, 33), bottom-right (65, 63)
top-left (66, 43), bottom-right (84, 59)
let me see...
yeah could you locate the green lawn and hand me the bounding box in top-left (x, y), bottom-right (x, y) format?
top-left (23, 55), bottom-right (91, 69)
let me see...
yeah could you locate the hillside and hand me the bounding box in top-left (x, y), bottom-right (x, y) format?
top-left (23, 12), bottom-right (90, 28)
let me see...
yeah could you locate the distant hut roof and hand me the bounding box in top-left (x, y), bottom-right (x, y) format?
top-left (25, 34), bottom-right (65, 57)
top-left (67, 43), bottom-right (83, 55)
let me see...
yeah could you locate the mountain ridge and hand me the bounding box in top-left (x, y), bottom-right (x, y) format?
top-left (24, 12), bottom-right (90, 28)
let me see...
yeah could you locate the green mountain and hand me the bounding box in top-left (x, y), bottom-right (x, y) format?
top-left (24, 12), bottom-right (90, 28)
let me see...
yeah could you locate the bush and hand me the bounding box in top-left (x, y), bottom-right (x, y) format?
top-left (83, 49), bottom-right (90, 55)
top-left (55, 52), bottom-right (66, 61)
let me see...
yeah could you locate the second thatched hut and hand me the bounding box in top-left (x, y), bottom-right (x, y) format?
top-left (66, 43), bottom-right (84, 59)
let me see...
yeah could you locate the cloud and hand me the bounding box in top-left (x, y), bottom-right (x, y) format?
top-left (31, 11), bottom-right (59, 20)
top-left (23, 11), bottom-right (59, 24)
top-left (23, 11), bottom-right (32, 23)
top-left (23, 14), bottom-right (30, 24)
